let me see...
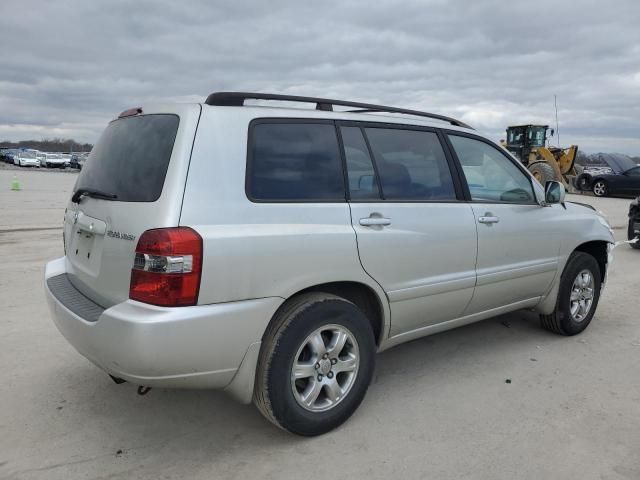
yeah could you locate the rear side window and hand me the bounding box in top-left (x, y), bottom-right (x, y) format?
top-left (75, 114), bottom-right (179, 202)
top-left (247, 122), bottom-right (345, 201)
top-left (340, 126), bottom-right (380, 200)
top-left (364, 128), bottom-right (456, 200)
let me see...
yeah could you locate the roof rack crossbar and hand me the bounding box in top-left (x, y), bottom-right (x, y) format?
top-left (205, 92), bottom-right (472, 129)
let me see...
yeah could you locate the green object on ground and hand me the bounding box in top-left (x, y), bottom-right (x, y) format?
top-left (11, 176), bottom-right (21, 191)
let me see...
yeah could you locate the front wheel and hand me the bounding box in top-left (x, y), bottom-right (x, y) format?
top-left (528, 162), bottom-right (556, 186)
top-left (540, 252), bottom-right (602, 335)
top-left (592, 180), bottom-right (608, 197)
top-left (254, 293), bottom-right (375, 436)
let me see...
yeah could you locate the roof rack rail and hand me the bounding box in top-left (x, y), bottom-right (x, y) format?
top-left (204, 92), bottom-right (472, 129)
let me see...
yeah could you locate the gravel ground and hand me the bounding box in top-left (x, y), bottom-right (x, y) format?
top-left (0, 169), bottom-right (638, 480)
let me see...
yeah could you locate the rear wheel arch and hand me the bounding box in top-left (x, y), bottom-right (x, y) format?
top-left (269, 281), bottom-right (387, 348)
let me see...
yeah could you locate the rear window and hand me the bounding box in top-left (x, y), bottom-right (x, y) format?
top-left (247, 122), bottom-right (345, 201)
top-left (75, 114), bottom-right (179, 202)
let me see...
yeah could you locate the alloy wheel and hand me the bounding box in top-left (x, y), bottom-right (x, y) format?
top-left (593, 181), bottom-right (606, 197)
top-left (291, 324), bottom-right (359, 412)
top-left (569, 269), bottom-right (595, 322)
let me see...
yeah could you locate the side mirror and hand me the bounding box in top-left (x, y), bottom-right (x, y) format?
top-left (544, 181), bottom-right (565, 205)
top-left (550, 128), bottom-right (555, 137)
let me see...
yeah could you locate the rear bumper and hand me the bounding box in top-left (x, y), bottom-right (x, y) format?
top-left (45, 257), bottom-right (282, 391)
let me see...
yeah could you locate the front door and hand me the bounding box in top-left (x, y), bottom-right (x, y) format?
top-left (340, 124), bottom-right (478, 336)
top-left (446, 133), bottom-right (561, 315)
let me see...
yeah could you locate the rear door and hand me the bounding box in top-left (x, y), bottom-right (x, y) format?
top-left (341, 124), bottom-right (478, 336)
top-left (446, 133), bottom-right (561, 314)
top-left (63, 105), bottom-right (201, 307)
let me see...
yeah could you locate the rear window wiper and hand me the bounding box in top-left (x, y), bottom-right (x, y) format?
top-left (72, 188), bottom-right (118, 204)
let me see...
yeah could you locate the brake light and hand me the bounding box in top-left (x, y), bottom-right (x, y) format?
top-left (129, 227), bottom-right (202, 307)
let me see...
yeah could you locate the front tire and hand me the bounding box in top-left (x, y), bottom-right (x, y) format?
top-left (540, 252), bottom-right (602, 335)
top-left (254, 293), bottom-right (375, 436)
top-left (528, 162), bottom-right (556, 186)
top-left (592, 180), bottom-right (608, 197)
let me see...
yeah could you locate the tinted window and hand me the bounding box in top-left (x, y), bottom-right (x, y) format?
top-left (75, 114), bottom-right (179, 202)
top-left (449, 135), bottom-right (535, 203)
top-left (248, 123), bottom-right (345, 201)
top-left (364, 128), bottom-right (456, 200)
top-left (341, 127), bottom-right (380, 200)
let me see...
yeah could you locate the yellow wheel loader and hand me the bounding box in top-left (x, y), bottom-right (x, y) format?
top-left (501, 125), bottom-right (577, 190)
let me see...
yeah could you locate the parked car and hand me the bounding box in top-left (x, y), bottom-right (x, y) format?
top-left (45, 93), bottom-right (615, 436)
top-left (576, 153), bottom-right (640, 197)
top-left (629, 197), bottom-right (640, 249)
top-left (42, 153), bottom-right (67, 168)
top-left (17, 150), bottom-right (40, 167)
top-left (2, 149), bottom-right (17, 163)
top-left (70, 153), bottom-right (88, 170)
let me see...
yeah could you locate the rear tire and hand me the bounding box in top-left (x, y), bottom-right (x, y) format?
top-left (540, 252), bottom-right (601, 336)
top-left (528, 162), bottom-right (556, 186)
top-left (254, 292), bottom-right (376, 436)
top-left (628, 217), bottom-right (640, 249)
top-left (592, 180), bottom-right (608, 197)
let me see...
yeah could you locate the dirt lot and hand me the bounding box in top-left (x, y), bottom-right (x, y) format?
top-left (1, 169), bottom-right (638, 480)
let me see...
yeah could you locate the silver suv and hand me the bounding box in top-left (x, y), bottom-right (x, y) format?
top-left (45, 92), bottom-right (614, 436)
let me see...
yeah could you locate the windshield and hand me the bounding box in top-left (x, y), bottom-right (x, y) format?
top-left (527, 127), bottom-right (546, 147)
top-left (21, 151), bottom-right (36, 158)
top-left (74, 114), bottom-right (179, 202)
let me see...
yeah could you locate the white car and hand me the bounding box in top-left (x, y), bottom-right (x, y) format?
top-left (43, 153), bottom-right (67, 168)
top-left (17, 150), bottom-right (40, 167)
top-left (45, 92), bottom-right (615, 436)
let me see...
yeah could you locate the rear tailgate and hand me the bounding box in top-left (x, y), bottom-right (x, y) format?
top-left (63, 104), bottom-right (201, 308)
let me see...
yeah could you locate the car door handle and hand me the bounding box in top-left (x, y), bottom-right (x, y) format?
top-left (478, 215), bottom-right (500, 224)
top-left (359, 217), bottom-right (391, 227)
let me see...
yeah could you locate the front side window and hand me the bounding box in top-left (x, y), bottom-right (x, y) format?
top-left (449, 135), bottom-right (535, 203)
top-left (248, 122), bottom-right (345, 201)
top-left (626, 166), bottom-right (640, 177)
top-left (363, 128), bottom-right (456, 200)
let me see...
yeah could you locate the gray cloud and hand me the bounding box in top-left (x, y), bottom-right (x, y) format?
top-left (1, 0), bottom-right (639, 154)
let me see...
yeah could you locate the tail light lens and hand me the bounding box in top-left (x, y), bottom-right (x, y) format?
top-left (129, 227), bottom-right (203, 307)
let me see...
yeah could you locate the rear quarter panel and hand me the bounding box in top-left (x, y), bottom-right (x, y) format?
top-left (180, 108), bottom-right (388, 313)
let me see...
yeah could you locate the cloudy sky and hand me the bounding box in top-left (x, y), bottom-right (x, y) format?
top-left (1, 0), bottom-right (639, 154)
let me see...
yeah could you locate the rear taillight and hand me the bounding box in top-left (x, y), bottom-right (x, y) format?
top-left (129, 227), bottom-right (202, 307)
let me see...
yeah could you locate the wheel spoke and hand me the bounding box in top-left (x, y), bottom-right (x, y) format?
top-left (324, 381), bottom-right (342, 402)
top-left (294, 362), bottom-right (317, 380)
top-left (327, 330), bottom-right (348, 357)
top-left (334, 354), bottom-right (357, 373)
top-left (570, 290), bottom-right (581, 301)
top-left (308, 332), bottom-right (326, 357)
top-left (301, 378), bottom-right (323, 408)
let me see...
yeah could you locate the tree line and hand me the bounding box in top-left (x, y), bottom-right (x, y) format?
top-left (0, 138), bottom-right (93, 153)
